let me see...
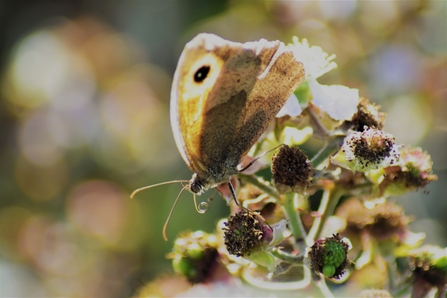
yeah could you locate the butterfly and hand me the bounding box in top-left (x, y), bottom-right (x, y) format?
top-left (132, 33), bottom-right (305, 239)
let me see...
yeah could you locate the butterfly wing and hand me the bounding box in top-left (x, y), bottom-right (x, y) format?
top-left (170, 33), bottom-right (305, 184)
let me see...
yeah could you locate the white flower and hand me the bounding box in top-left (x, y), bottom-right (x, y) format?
top-left (287, 37), bottom-right (359, 121)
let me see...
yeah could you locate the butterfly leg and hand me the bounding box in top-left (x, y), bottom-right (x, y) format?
top-left (227, 180), bottom-right (240, 206)
top-left (238, 144), bottom-right (283, 173)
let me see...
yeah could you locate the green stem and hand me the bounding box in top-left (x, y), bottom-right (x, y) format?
top-left (306, 102), bottom-right (330, 137)
top-left (391, 283), bottom-right (411, 297)
top-left (242, 266), bottom-right (312, 290)
top-left (281, 192), bottom-right (308, 253)
top-left (306, 188), bottom-right (344, 243)
top-left (355, 232), bottom-right (373, 270)
top-left (386, 258), bottom-right (398, 292)
top-left (313, 276), bottom-right (334, 298)
top-left (310, 135), bottom-right (344, 168)
top-left (270, 248), bottom-right (304, 264)
top-left (239, 174), bottom-right (279, 199)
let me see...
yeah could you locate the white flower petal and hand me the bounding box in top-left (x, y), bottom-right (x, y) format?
top-left (308, 80), bottom-right (360, 121)
top-left (287, 37), bottom-right (337, 80)
top-left (276, 93), bottom-right (302, 117)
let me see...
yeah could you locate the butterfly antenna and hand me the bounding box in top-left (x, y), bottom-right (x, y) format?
top-left (130, 180), bottom-right (189, 199)
top-left (163, 184), bottom-right (189, 241)
top-left (238, 144), bottom-right (283, 172)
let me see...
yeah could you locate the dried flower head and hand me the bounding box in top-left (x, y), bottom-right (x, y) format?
top-left (331, 127), bottom-right (400, 172)
top-left (308, 233), bottom-right (351, 279)
top-left (271, 144), bottom-right (315, 193)
top-left (171, 231), bottom-right (219, 284)
top-left (223, 210), bottom-right (272, 257)
top-left (336, 199), bottom-right (409, 241)
top-left (366, 202), bottom-right (409, 241)
top-left (378, 146), bottom-right (438, 195)
top-left (346, 97), bottom-right (386, 131)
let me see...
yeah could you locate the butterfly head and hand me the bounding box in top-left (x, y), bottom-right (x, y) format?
top-left (188, 173), bottom-right (206, 195)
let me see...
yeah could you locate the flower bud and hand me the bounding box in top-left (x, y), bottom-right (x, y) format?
top-left (409, 245), bottom-right (447, 298)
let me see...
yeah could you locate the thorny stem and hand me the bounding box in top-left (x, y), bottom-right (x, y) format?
top-left (281, 192), bottom-right (309, 251)
top-left (306, 187), bottom-right (344, 243)
top-left (239, 174), bottom-right (279, 199)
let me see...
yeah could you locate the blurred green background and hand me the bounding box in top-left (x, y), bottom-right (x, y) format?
top-left (0, 0), bottom-right (445, 296)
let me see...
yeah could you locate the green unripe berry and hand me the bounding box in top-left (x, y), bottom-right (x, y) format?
top-left (323, 240), bottom-right (346, 268)
top-left (308, 234), bottom-right (351, 280)
top-left (322, 264), bottom-right (336, 277)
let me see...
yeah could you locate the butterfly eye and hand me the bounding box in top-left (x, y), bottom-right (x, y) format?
top-left (194, 66), bottom-right (210, 83)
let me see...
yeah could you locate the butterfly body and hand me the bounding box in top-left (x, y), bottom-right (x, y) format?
top-left (170, 33), bottom-right (305, 196)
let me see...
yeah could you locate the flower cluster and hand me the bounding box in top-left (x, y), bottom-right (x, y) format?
top-left (149, 36), bottom-right (440, 297)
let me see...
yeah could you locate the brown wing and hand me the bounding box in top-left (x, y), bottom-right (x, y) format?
top-left (170, 33), bottom-right (305, 180)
